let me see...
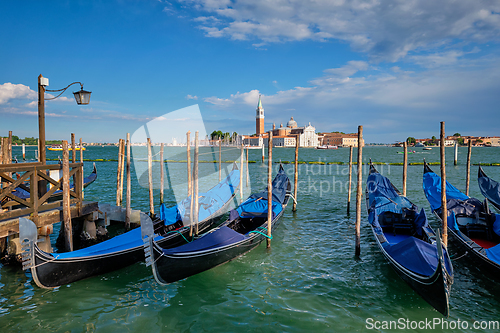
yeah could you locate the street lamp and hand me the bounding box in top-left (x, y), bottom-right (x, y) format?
top-left (38, 74), bottom-right (92, 165)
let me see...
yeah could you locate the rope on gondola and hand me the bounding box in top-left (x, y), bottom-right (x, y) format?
top-left (29, 253), bottom-right (62, 269)
top-left (286, 193), bottom-right (297, 205)
top-left (248, 230), bottom-right (273, 239)
top-left (165, 229), bottom-right (191, 243)
top-left (449, 251), bottom-right (468, 260)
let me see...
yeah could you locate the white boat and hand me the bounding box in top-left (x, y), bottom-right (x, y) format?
top-left (316, 145), bottom-right (338, 149)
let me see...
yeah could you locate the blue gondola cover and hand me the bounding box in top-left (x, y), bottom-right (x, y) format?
top-left (423, 170), bottom-right (469, 211)
top-left (478, 167), bottom-right (500, 210)
top-left (163, 226), bottom-right (246, 254)
top-left (159, 168), bottom-right (240, 226)
top-left (383, 237), bottom-right (444, 276)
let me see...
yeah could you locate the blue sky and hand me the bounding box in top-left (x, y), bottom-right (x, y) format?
top-left (1, 0), bottom-right (499, 143)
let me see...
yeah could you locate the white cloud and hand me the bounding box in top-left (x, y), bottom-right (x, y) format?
top-left (410, 50), bottom-right (465, 68)
top-left (0, 82), bottom-right (75, 107)
top-left (201, 55), bottom-right (500, 141)
top-left (186, 94), bottom-right (198, 100)
top-left (0, 83), bottom-right (37, 104)
top-left (203, 96), bottom-right (233, 106)
top-left (183, 0), bottom-right (500, 61)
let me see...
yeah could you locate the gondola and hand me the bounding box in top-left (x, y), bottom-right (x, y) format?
top-left (366, 163), bottom-right (453, 317)
top-left (143, 164), bottom-right (291, 284)
top-left (478, 165), bottom-right (500, 212)
top-left (422, 161), bottom-right (500, 275)
top-left (19, 166), bottom-right (240, 288)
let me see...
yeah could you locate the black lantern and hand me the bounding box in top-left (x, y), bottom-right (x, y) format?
top-left (73, 88), bottom-right (92, 105)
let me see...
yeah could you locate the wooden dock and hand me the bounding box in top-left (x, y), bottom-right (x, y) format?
top-left (0, 200), bottom-right (98, 239)
top-left (0, 158), bottom-right (99, 257)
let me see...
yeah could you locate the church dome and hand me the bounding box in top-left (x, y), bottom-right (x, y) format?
top-left (287, 116), bottom-right (297, 128)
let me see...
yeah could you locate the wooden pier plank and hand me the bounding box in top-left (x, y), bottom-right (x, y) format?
top-left (0, 201), bottom-right (98, 238)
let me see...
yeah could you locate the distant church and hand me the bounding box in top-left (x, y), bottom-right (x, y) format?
top-left (243, 95), bottom-right (319, 147)
top-left (256, 95), bottom-right (265, 135)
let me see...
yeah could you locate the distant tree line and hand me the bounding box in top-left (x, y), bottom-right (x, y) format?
top-left (210, 130), bottom-right (238, 142)
top-left (406, 133), bottom-right (465, 146)
top-left (0, 136), bottom-right (62, 145)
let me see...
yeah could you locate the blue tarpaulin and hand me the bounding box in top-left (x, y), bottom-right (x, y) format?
top-left (423, 169), bottom-right (469, 211)
top-left (163, 226), bottom-right (246, 254)
top-left (54, 227), bottom-right (149, 259)
top-left (159, 168), bottom-right (240, 226)
top-left (383, 237), bottom-right (442, 276)
top-left (229, 166), bottom-right (289, 220)
top-left (51, 168), bottom-right (239, 259)
top-left (366, 171), bottom-right (426, 233)
top-left (230, 197), bottom-right (282, 220)
top-left (162, 165), bottom-right (290, 256)
top-left (366, 167), bottom-right (450, 278)
top-left (478, 166), bottom-right (500, 211)
top-left (486, 243), bottom-right (500, 265)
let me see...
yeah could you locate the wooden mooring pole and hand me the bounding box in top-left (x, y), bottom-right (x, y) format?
top-left (71, 133), bottom-right (76, 163)
top-left (440, 122), bottom-right (448, 247)
top-left (454, 142), bottom-right (458, 166)
top-left (62, 140), bottom-right (73, 252)
top-left (466, 140), bottom-right (472, 196)
top-left (160, 143), bottom-right (164, 204)
top-left (71, 133), bottom-right (76, 201)
top-left (246, 146), bottom-right (249, 188)
top-left (355, 125), bottom-right (363, 257)
top-left (147, 138), bottom-right (154, 216)
top-left (125, 133), bottom-right (131, 230)
top-left (194, 131), bottom-right (200, 236)
top-left (240, 144), bottom-right (244, 200)
top-left (267, 132), bottom-right (273, 248)
top-left (347, 146), bottom-right (353, 215)
top-left (79, 138), bottom-right (83, 163)
top-left (22, 143), bottom-right (25, 161)
top-left (187, 132), bottom-right (192, 197)
top-left (119, 139), bottom-right (125, 205)
top-left (292, 135), bottom-right (299, 212)
top-left (187, 131), bottom-right (194, 237)
top-left (8, 132), bottom-right (12, 163)
top-left (80, 138), bottom-right (84, 199)
top-left (403, 141), bottom-right (408, 197)
top-left (116, 138), bottom-right (124, 206)
top-left (219, 137), bottom-right (222, 182)
top-left (261, 143), bottom-right (265, 163)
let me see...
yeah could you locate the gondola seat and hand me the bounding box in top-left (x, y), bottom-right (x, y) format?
top-left (466, 222), bottom-right (490, 240)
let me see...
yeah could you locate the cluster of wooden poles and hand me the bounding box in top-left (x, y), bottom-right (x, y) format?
top-left (0, 131), bottom-right (32, 163)
top-left (114, 131), bottom-right (300, 248)
top-left (350, 122), bottom-right (475, 255)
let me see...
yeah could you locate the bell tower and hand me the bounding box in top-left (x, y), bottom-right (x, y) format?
top-left (256, 95), bottom-right (264, 135)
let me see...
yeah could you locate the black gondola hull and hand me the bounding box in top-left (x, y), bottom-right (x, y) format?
top-left (433, 213), bottom-right (500, 276)
top-left (151, 200), bottom-right (288, 284)
top-left (29, 198), bottom-right (232, 288)
top-left (372, 227), bottom-right (451, 317)
top-left (367, 163), bottom-right (452, 317)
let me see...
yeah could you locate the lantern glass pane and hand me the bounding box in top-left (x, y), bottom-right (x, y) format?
top-left (73, 90), bottom-right (91, 105)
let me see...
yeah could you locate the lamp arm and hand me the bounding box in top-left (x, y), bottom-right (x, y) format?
top-left (45, 82), bottom-right (84, 100)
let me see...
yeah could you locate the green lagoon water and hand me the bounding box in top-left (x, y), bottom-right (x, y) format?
top-left (1, 145), bottom-right (500, 332)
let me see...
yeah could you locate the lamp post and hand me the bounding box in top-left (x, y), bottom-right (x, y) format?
top-left (37, 74), bottom-right (92, 164)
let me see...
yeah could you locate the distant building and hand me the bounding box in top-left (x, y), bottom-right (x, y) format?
top-left (242, 97), bottom-right (319, 148)
top-left (488, 137), bottom-right (500, 146)
top-left (319, 133), bottom-right (358, 147)
top-left (256, 95), bottom-right (265, 135)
